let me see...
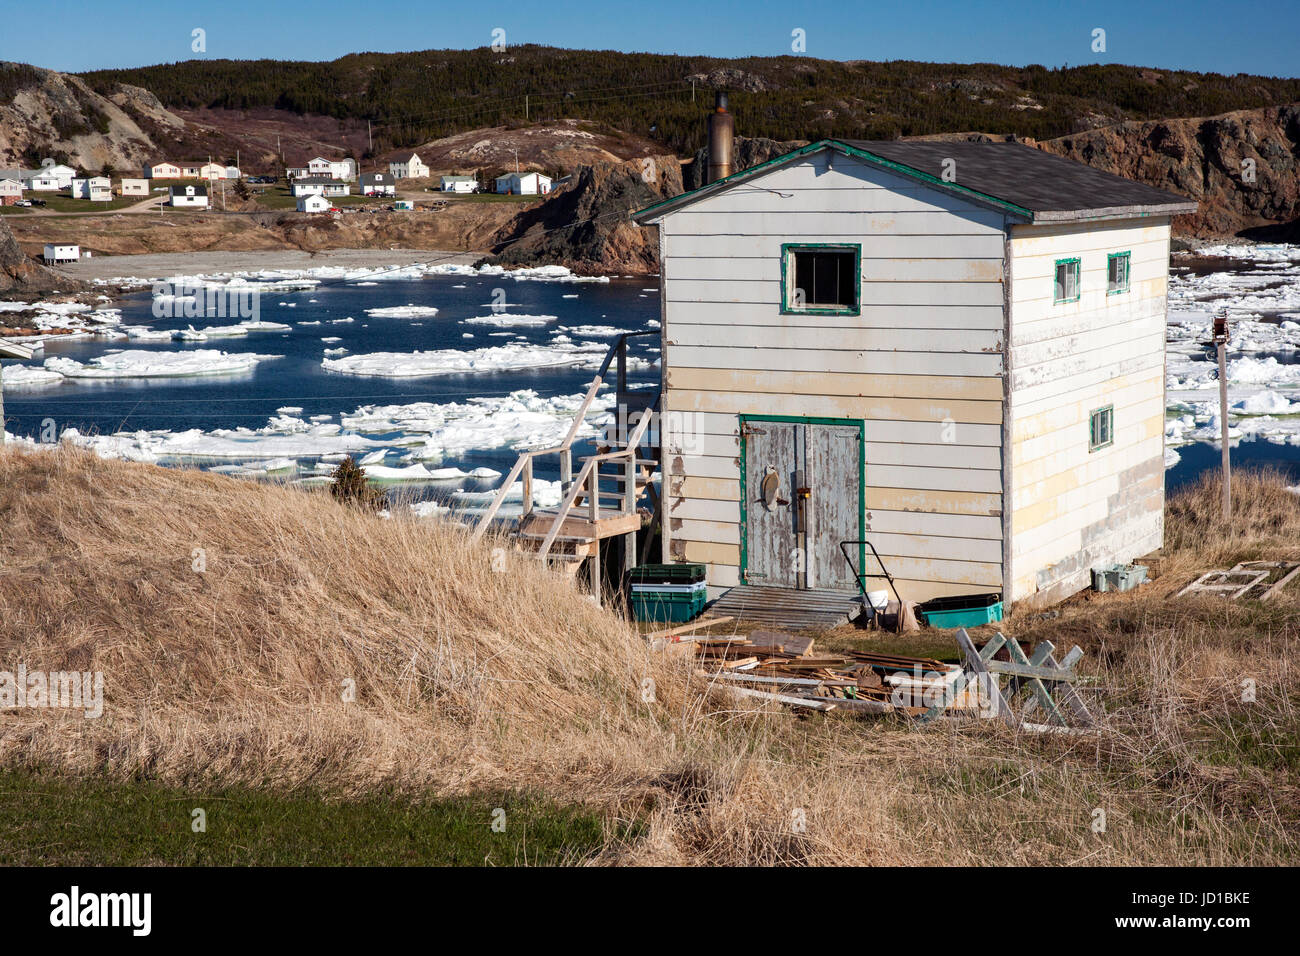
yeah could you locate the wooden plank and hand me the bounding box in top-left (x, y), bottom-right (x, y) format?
top-left (666, 364), bottom-right (1004, 399)
top-left (665, 300), bottom-right (1006, 330)
top-left (645, 615), bottom-right (735, 642)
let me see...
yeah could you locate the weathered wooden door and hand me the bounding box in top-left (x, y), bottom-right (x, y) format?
top-left (806, 423), bottom-right (861, 591)
top-left (743, 420), bottom-right (799, 587)
top-left (743, 419), bottom-right (862, 590)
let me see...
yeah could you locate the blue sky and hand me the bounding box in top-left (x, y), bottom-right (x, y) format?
top-left (4, 0), bottom-right (1296, 76)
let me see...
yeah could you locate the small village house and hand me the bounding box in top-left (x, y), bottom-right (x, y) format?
top-left (359, 172), bottom-right (396, 197)
top-left (120, 178), bottom-right (149, 197)
top-left (168, 184), bottom-right (209, 208)
top-left (145, 161), bottom-right (182, 179)
top-left (440, 175), bottom-right (477, 193)
top-left (388, 153), bottom-right (429, 180)
top-left (307, 157), bottom-right (356, 181)
top-left (291, 176), bottom-right (351, 198)
top-left (633, 136), bottom-right (1195, 608)
top-left (285, 165), bottom-right (310, 180)
top-left (200, 162), bottom-right (227, 180)
top-left (69, 177), bottom-right (112, 201)
top-left (24, 162), bottom-right (77, 191)
top-left (178, 162), bottom-right (205, 179)
top-left (296, 193), bottom-right (332, 213)
top-left (43, 243), bottom-right (80, 264)
top-left (495, 171), bottom-right (552, 195)
top-left (0, 178), bottom-right (22, 205)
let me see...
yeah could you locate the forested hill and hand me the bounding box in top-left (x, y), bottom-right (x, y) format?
top-left (80, 46), bottom-right (1300, 157)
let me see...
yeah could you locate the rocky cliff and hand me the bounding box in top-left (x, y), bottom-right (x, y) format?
top-left (0, 63), bottom-right (179, 173)
top-left (487, 155), bottom-right (684, 275)
top-left (1038, 103), bottom-right (1300, 240)
top-left (0, 216), bottom-right (84, 296)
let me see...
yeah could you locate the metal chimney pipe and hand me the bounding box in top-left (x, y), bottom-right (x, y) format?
top-left (706, 91), bottom-right (734, 184)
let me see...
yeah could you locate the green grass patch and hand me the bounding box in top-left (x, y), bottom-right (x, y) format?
top-left (0, 769), bottom-right (630, 866)
top-left (36, 193), bottom-right (154, 213)
top-left (0, 205), bottom-right (33, 215)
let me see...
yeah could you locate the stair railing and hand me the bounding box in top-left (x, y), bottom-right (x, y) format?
top-left (469, 330), bottom-right (657, 543)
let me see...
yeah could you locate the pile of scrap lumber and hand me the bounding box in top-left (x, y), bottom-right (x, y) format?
top-left (690, 629), bottom-right (980, 717)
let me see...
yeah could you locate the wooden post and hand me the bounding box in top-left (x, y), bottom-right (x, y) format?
top-left (521, 455), bottom-right (533, 519)
top-left (1215, 312), bottom-right (1231, 519)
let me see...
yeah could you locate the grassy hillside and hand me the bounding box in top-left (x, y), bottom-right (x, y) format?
top-left (0, 447), bottom-right (1297, 865)
top-left (80, 46), bottom-right (1300, 156)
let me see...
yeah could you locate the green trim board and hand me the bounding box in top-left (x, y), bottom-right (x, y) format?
top-left (1054, 257), bottom-right (1081, 303)
top-left (1089, 404), bottom-right (1115, 452)
top-left (1107, 250), bottom-right (1131, 295)
top-left (779, 242), bottom-right (862, 316)
top-left (737, 414), bottom-right (866, 590)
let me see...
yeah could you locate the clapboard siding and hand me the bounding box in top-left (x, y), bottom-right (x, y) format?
top-left (1006, 217), bottom-right (1170, 604)
top-left (666, 300), bottom-right (1007, 330)
top-left (666, 233), bottom-right (1006, 261)
top-left (667, 347), bottom-right (1002, 377)
top-left (666, 277), bottom-right (1007, 307)
top-left (667, 324), bottom-right (1002, 354)
top-left (657, 149), bottom-right (1012, 601)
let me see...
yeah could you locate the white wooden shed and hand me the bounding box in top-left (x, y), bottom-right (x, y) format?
top-left (633, 139), bottom-right (1196, 609)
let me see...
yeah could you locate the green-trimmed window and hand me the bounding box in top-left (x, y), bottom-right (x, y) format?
top-left (1089, 405), bottom-right (1114, 452)
top-left (1054, 257), bottom-right (1081, 303)
top-left (781, 243), bottom-right (860, 315)
top-left (1107, 251), bottom-right (1131, 295)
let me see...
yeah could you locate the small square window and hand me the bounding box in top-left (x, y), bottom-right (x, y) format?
top-left (782, 244), bottom-right (860, 314)
top-left (1054, 258), bottom-right (1081, 303)
top-left (1108, 251), bottom-right (1130, 294)
top-left (1089, 405), bottom-right (1114, 452)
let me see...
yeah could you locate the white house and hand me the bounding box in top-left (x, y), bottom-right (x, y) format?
top-left (389, 153), bottom-right (429, 180)
top-left (178, 162), bottom-right (205, 179)
top-left (168, 184), bottom-right (209, 208)
top-left (0, 178), bottom-right (22, 205)
top-left (25, 163), bottom-right (76, 191)
top-left (495, 171), bottom-right (551, 195)
top-left (145, 161), bottom-right (182, 179)
top-left (199, 162), bottom-right (227, 180)
top-left (291, 177), bottom-right (350, 198)
top-left (440, 175), bottom-right (477, 193)
top-left (285, 166), bottom-right (310, 180)
top-left (43, 244), bottom-right (80, 264)
top-left (307, 157), bottom-right (356, 181)
top-left (633, 139), bottom-right (1196, 607)
top-left (120, 178), bottom-right (149, 196)
top-left (69, 177), bottom-right (112, 201)
top-left (296, 194), bottom-right (332, 213)
top-left (359, 172), bottom-right (396, 197)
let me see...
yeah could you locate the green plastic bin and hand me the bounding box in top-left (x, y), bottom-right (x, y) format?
top-left (630, 588), bottom-right (708, 623)
top-left (918, 593), bottom-right (1004, 629)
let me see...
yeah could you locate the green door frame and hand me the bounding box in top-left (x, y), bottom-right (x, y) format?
top-left (738, 414), bottom-right (866, 588)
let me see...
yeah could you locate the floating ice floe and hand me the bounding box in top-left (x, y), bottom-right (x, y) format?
top-left (463, 313), bottom-right (557, 327)
top-left (452, 478), bottom-right (562, 508)
top-left (1, 365), bottom-right (65, 387)
top-left (322, 341), bottom-right (613, 378)
top-left (364, 305), bottom-right (440, 318)
top-left (44, 349), bottom-right (279, 379)
top-left (341, 388), bottom-right (615, 456)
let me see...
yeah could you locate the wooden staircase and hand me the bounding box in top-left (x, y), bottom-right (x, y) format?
top-left (470, 332), bottom-right (661, 600)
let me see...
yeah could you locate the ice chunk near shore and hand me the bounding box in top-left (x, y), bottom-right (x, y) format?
top-left (342, 389), bottom-right (615, 456)
top-left (239, 320), bottom-right (292, 332)
top-left (463, 313), bottom-right (558, 327)
top-left (45, 349), bottom-right (279, 379)
top-left (452, 478), bottom-right (562, 508)
top-left (0, 365), bottom-right (65, 387)
top-left (123, 326), bottom-right (174, 341)
top-left (1234, 391), bottom-right (1300, 415)
top-left (364, 305), bottom-right (440, 318)
top-left (322, 341), bottom-right (608, 378)
top-left (363, 463), bottom-right (441, 481)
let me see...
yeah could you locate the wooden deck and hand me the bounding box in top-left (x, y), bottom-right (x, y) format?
top-left (707, 586), bottom-right (864, 630)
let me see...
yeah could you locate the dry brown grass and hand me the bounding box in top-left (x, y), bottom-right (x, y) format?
top-left (1, 446), bottom-right (1297, 865)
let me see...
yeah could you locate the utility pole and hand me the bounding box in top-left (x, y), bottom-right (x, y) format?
top-left (514, 149), bottom-right (519, 174)
top-left (1215, 311), bottom-right (1232, 519)
top-left (368, 120), bottom-right (373, 155)
top-left (691, 80), bottom-right (695, 104)
top-left (525, 94), bottom-right (529, 121)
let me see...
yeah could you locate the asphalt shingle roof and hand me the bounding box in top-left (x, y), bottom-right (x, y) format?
top-left (635, 139), bottom-right (1197, 223)
top-left (842, 139), bottom-right (1196, 218)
